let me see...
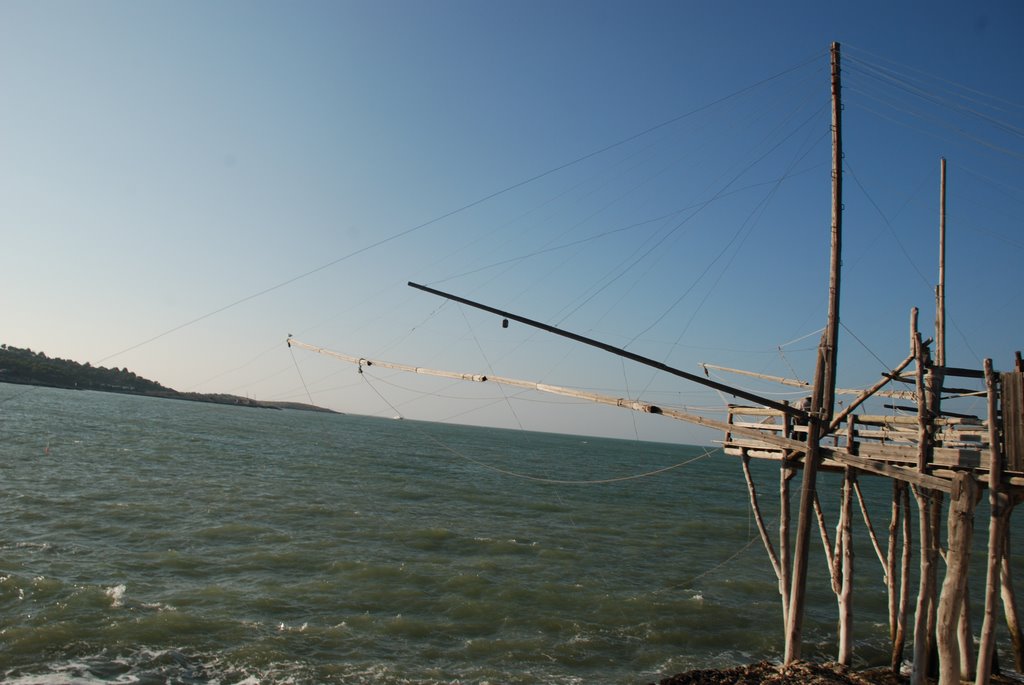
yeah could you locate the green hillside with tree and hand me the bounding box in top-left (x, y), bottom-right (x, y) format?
top-left (0, 344), bottom-right (336, 413)
top-left (0, 345), bottom-right (170, 394)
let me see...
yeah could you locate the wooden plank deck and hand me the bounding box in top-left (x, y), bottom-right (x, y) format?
top-left (720, 391), bottom-right (1024, 490)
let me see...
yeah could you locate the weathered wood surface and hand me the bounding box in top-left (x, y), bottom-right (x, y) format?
top-left (837, 469), bottom-right (855, 666)
top-left (1002, 372), bottom-right (1024, 472)
top-left (911, 487), bottom-right (940, 685)
top-left (978, 360), bottom-right (1006, 685)
top-left (936, 472), bottom-right (978, 685)
top-left (1001, 527), bottom-right (1024, 672)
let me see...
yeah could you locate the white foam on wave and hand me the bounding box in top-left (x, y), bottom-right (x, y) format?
top-left (2, 659), bottom-right (134, 685)
top-left (105, 584), bottom-right (126, 607)
top-left (140, 601), bottom-right (175, 612)
top-left (277, 621), bottom-right (309, 633)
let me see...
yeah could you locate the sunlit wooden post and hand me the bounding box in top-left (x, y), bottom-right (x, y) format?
top-left (784, 40), bottom-right (843, 665)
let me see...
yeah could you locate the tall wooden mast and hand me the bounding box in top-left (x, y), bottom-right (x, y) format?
top-left (822, 41), bottom-right (844, 425)
top-left (936, 157), bottom-right (947, 367)
top-left (784, 40), bottom-right (844, 664)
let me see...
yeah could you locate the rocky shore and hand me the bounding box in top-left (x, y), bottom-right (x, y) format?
top-left (652, 660), bottom-right (1021, 685)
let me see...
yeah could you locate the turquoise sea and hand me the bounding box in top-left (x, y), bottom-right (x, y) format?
top-left (0, 383), bottom-right (1017, 683)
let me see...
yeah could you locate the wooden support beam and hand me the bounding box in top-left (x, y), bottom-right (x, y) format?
top-left (838, 469), bottom-right (855, 666)
top-left (785, 362), bottom-right (827, 663)
top-left (854, 478), bottom-right (887, 571)
top-left (702, 362), bottom-right (916, 401)
top-left (936, 472), bottom-right (978, 685)
top-left (940, 366), bottom-right (987, 379)
top-left (742, 454), bottom-right (782, 582)
top-left (978, 359), bottom-right (1006, 685)
top-left (819, 448), bottom-right (952, 492)
top-left (912, 485), bottom-right (941, 685)
top-left (780, 403), bottom-right (795, 627)
top-left (887, 481), bottom-right (901, 670)
top-left (1000, 522), bottom-right (1024, 672)
top-left (891, 481), bottom-right (912, 672)
top-left (829, 351), bottom-right (917, 432)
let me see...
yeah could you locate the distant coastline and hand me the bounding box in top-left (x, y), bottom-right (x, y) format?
top-left (0, 344), bottom-right (337, 414)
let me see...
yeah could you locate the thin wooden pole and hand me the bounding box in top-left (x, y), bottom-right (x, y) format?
top-left (742, 454), bottom-right (782, 580)
top-left (936, 157), bottom-right (947, 368)
top-left (780, 401), bottom-right (794, 625)
top-left (978, 359), bottom-right (1005, 685)
top-left (838, 469), bottom-right (855, 666)
top-left (854, 478), bottom-right (887, 570)
top-left (1000, 522), bottom-right (1024, 671)
top-left (813, 491), bottom-right (836, 577)
top-left (830, 352), bottom-right (917, 433)
top-left (888, 481), bottom-right (902, 667)
top-left (1003, 352), bottom-right (1019, 667)
top-left (786, 365), bottom-right (826, 663)
top-left (822, 40), bottom-right (843, 424)
top-left (784, 40), bottom-right (843, 665)
top-left (702, 362), bottom-right (916, 401)
top-left (911, 306), bottom-right (939, 685)
top-left (912, 309), bottom-right (931, 472)
top-left (893, 482), bottom-right (912, 672)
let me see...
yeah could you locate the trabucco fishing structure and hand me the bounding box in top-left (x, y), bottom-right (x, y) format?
top-left (290, 43), bottom-right (1024, 685)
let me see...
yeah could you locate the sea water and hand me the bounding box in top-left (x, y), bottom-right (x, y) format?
top-left (0, 383), bottom-right (1016, 683)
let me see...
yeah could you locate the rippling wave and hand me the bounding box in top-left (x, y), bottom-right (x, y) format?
top-left (0, 383), bottom-right (994, 683)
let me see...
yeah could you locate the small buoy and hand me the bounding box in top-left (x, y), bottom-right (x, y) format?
top-left (502, 319), bottom-right (509, 329)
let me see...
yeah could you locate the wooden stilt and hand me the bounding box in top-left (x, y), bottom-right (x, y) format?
top-left (893, 482), bottom-right (912, 672)
top-left (912, 486), bottom-right (939, 685)
top-left (838, 468), bottom-right (855, 666)
top-left (1000, 521), bottom-right (1024, 671)
top-left (888, 481), bottom-right (902, 668)
top-left (780, 402), bottom-right (794, 625)
top-left (936, 472), bottom-right (978, 685)
top-left (742, 455), bottom-right (783, 589)
top-left (960, 582), bottom-right (977, 681)
top-left (786, 366), bottom-right (827, 663)
top-left (813, 491), bottom-right (836, 577)
top-left (854, 478), bottom-right (886, 570)
top-left (977, 359), bottom-right (1004, 685)
top-left (927, 495), bottom-right (943, 679)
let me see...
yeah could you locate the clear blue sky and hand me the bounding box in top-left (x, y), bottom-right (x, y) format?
top-left (2, 1), bottom-right (1022, 444)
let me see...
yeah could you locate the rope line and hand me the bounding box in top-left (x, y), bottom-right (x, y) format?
top-left (94, 54), bottom-right (822, 366)
top-left (844, 159), bottom-right (933, 290)
top-left (353, 365), bottom-right (717, 485)
top-left (844, 43), bottom-right (1024, 112)
top-left (844, 54), bottom-right (1024, 138)
top-left (289, 345), bottom-right (316, 406)
top-left (641, 528), bottom-right (763, 599)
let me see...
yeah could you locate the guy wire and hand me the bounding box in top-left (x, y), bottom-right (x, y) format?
top-left (355, 365), bottom-right (716, 485)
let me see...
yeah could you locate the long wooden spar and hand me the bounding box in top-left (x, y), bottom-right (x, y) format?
top-left (700, 362), bottom-right (918, 401)
top-left (286, 336), bottom-right (808, 452)
top-left (287, 336), bottom-right (953, 492)
top-left (407, 281), bottom-right (810, 421)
